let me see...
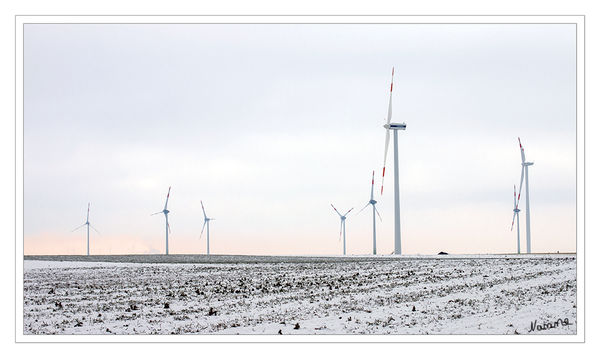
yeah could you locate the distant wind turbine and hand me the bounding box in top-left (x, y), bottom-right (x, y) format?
top-left (516, 138), bottom-right (534, 253)
top-left (152, 186), bottom-right (171, 255)
top-left (72, 202), bottom-right (99, 256)
top-left (199, 201), bottom-right (215, 255)
top-left (331, 204), bottom-right (353, 255)
top-left (380, 67), bottom-right (406, 255)
top-left (357, 170), bottom-right (382, 255)
top-left (510, 184), bottom-right (521, 254)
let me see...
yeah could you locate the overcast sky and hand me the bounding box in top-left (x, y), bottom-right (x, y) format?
top-left (24, 23), bottom-right (576, 255)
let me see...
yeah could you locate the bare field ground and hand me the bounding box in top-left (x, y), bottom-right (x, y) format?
top-left (23, 254), bottom-right (576, 335)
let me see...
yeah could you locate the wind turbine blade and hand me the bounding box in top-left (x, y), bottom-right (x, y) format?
top-left (370, 170), bottom-right (375, 200)
top-left (343, 208), bottom-right (354, 217)
top-left (518, 137), bottom-right (526, 163)
top-left (71, 223), bottom-right (86, 232)
top-left (151, 211), bottom-right (162, 216)
top-left (374, 205), bottom-right (383, 221)
top-left (381, 129), bottom-right (390, 195)
top-left (330, 204), bottom-right (342, 217)
top-left (517, 165), bottom-right (525, 207)
top-left (339, 220), bottom-right (343, 242)
top-left (381, 68), bottom-right (394, 195)
top-left (164, 186), bottom-right (171, 211)
top-left (89, 224), bottom-right (100, 234)
top-left (511, 185), bottom-right (518, 231)
top-left (201, 200), bottom-right (207, 219)
top-left (167, 218), bottom-right (171, 234)
top-left (511, 211), bottom-right (517, 231)
top-left (357, 202), bottom-right (370, 215)
top-left (386, 67), bottom-right (394, 126)
top-left (200, 221), bottom-right (206, 239)
top-left (87, 203), bottom-right (90, 222)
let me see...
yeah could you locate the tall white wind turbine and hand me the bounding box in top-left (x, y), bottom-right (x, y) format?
top-left (331, 204), bottom-right (353, 255)
top-left (152, 186), bottom-right (171, 255)
top-left (380, 67), bottom-right (406, 255)
top-left (510, 185), bottom-right (521, 254)
top-left (358, 170), bottom-right (382, 254)
top-left (72, 202), bottom-right (99, 256)
top-left (516, 138), bottom-right (534, 254)
top-left (199, 200), bottom-right (215, 255)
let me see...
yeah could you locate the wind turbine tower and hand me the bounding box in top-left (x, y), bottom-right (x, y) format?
top-left (199, 201), bottom-right (215, 255)
top-left (517, 138), bottom-right (534, 253)
top-left (72, 202), bottom-right (99, 256)
top-left (152, 187), bottom-right (171, 255)
top-left (331, 204), bottom-right (353, 255)
top-left (380, 67), bottom-right (406, 255)
top-left (358, 170), bottom-right (382, 254)
top-left (511, 185), bottom-right (521, 254)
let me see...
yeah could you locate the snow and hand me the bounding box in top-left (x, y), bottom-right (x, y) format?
top-left (22, 254), bottom-right (576, 335)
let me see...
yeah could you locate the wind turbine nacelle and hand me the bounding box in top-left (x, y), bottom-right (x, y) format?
top-left (164, 209), bottom-right (170, 214)
top-left (384, 123), bottom-right (407, 130)
top-left (524, 162), bottom-right (534, 166)
top-left (369, 199), bottom-right (377, 205)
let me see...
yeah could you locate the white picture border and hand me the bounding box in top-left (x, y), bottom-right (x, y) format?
top-left (14, 14), bottom-right (585, 343)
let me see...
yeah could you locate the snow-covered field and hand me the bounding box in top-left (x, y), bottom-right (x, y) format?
top-left (23, 254), bottom-right (577, 335)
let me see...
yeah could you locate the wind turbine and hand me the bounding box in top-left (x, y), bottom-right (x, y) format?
top-left (152, 186), bottom-right (171, 255)
top-left (380, 67), bottom-right (406, 255)
top-left (510, 185), bottom-right (521, 254)
top-left (516, 137), bottom-right (534, 254)
top-left (199, 201), bottom-right (215, 255)
top-left (331, 204), bottom-right (353, 255)
top-left (72, 202), bottom-right (99, 256)
top-left (357, 170), bottom-right (382, 254)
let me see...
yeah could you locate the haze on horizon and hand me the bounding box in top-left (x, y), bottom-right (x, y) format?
top-left (23, 23), bottom-right (576, 256)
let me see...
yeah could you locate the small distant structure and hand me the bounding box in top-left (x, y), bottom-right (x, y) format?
top-left (438, 251), bottom-right (449, 255)
top-left (357, 170), bottom-right (382, 255)
top-left (511, 184), bottom-right (521, 254)
top-left (331, 204), bottom-right (353, 255)
top-left (517, 137), bottom-right (534, 254)
top-left (151, 186), bottom-right (171, 255)
top-left (72, 202), bottom-right (99, 256)
top-left (199, 200), bottom-right (215, 255)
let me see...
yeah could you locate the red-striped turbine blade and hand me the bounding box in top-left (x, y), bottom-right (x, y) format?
top-left (380, 167), bottom-right (386, 195)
